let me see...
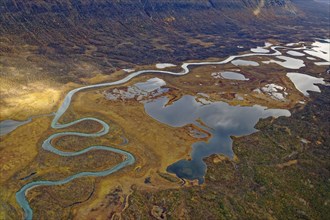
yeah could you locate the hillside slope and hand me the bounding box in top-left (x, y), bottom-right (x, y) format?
top-left (0, 0), bottom-right (328, 110)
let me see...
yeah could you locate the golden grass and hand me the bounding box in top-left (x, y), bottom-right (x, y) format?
top-left (1, 48), bottom-right (327, 218)
top-left (0, 117), bottom-right (51, 183)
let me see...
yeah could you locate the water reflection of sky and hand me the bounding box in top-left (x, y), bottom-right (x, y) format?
top-left (220, 71), bottom-right (249, 80)
top-left (287, 72), bottom-right (325, 96)
top-left (144, 95), bottom-right (290, 183)
top-left (0, 119), bottom-right (31, 136)
top-left (304, 40), bottom-right (330, 62)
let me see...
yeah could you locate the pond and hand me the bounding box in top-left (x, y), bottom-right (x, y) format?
top-left (220, 71), bottom-right (249, 80)
top-left (286, 72), bottom-right (325, 96)
top-left (144, 95), bottom-right (290, 183)
top-left (0, 119), bottom-right (32, 136)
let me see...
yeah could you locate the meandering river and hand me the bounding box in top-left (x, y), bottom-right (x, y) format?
top-left (15, 42), bottom-right (317, 219)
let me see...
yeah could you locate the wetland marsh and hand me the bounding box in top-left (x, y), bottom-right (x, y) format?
top-left (1, 38), bottom-right (329, 219)
top-left (1, 0), bottom-right (330, 218)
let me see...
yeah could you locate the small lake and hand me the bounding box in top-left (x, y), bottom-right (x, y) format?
top-left (0, 113), bottom-right (55, 136)
top-left (304, 40), bottom-right (330, 62)
top-left (144, 95), bottom-right (290, 183)
top-left (134, 78), bottom-right (166, 92)
top-left (0, 119), bottom-right (32, 136)
top-left (286, 51), bottom-right (305, 57)
top-left (263, 56), bottom-right (305, 69)
top-left (220, 71), bottom-right (249, 80)
top-left (286, 72), bottom-right (325, 96)
top-left (231, 59), bottom-right (259, 67)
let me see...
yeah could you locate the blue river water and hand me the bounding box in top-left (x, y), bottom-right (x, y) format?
top-left (15, 43), bottom-right (307, 219)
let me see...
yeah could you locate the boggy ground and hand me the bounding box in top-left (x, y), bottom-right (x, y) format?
top-left (1, 43), bottom-right (329, 219)
top-left (115, 85), bottom-right (330, 220)
top-left (67, 52), bottom-right (329, 219)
